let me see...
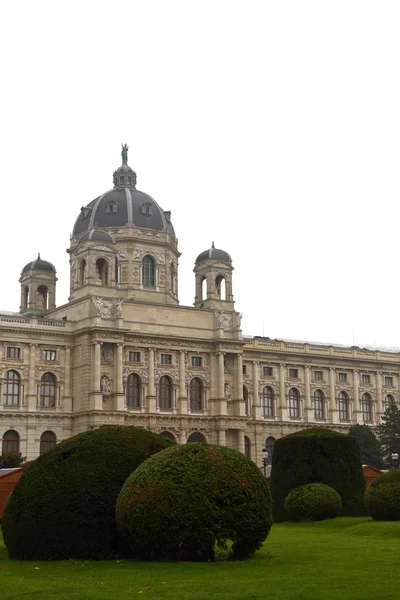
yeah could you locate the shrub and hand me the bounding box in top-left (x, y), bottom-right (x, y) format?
top-left (365, 470), bottom-right (400, 520)
top-left (1, 426), bottom-right (174, 560)
top-left (284, 483), bottom-right (342, 521)
top-left (116, 443), bottom-right (272, 561)
top-left (270, 428), bottom-right (365, 521)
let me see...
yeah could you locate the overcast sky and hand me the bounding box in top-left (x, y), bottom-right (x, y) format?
top-left (1, 1), bottom-right (400, 348)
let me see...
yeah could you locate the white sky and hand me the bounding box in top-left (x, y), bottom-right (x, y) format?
top-left (1, 1), bottom-right (400, 348)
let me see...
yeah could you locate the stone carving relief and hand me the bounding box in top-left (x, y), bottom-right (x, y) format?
top-left (224, 382), bottom-right (232, 401)
top-left (224, 357), bottom-right (234, 374)
top-left (133, 249), bottom-right (146, 261)
top-left (217, 312), bottom-right (233, 331)
top-left (155, 368), bottom-right (179, 385)
top-left (100, 375), bottom-right (111, 395)
top-left (101, 345), bottom-right (114, 364)
top-left (118, 249), bottom-right (128, 260)
top-left (235, 312), bottom-right (242, 329)
top-left (121, 267), bottom-right (128, 283)
top-left (155, 253), bottom-right (165, 264)
top-left (92, 297), bottom-right (122, 320)
top-left (185, 371), bottom-right (210, 386)
top-left (133, 268), bottom-right (139, 281)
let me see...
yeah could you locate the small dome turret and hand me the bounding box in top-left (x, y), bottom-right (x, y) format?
top-left (78, 229), bottom-right (115, 245)
top-left (195, 242), bottom-right (232, 264)
top-left (22, 254), bottom-right (56, 273)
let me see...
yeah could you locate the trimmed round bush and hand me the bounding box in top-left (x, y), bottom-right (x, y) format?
top-left (284, 483), bottom-right (342, 521)
top-left (270, 428), bottom-right (365, 521)
top-left (116, 443), bottom-right (272, 561)
top-left (365, 470), bottom-right (400, 521)
top-left (1, 426), bottom-right (174, 560)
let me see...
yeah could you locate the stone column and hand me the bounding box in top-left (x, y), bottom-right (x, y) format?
top-left (217, 352), bottom-right (227, 415)
top-left (279, 364), bottom-right (288, 420)
top-left (353, 369), bottom-right (361, 423)
top-left (218, 429), bottom-right (226, 446)
top-left (234, 354), bottom-right (245, 416)
top-left (329, 368), bottom-right (335, 422)
top-left (27, 343), bottom-right (37, 411)
top-left (375, 371), bottom-right (382, 423)
top-left (89, 342), bottom-right (103, 410)
top-left (114, 343), bottom-right (125, 410)
top-left (147, 348), bottom-right (156, 412)
top-left (179, 350), bottom-right (187, 414)
top-left (304, 365), bottom-right (312, 421)
top-left (252, 361), bottom-right (261, 419)
top-left (237, 430), bottom-right (245, 454)
top-left (62, 346), bottom-right (73, 412)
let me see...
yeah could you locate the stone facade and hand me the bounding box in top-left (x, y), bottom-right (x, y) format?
top-left (0, 150), bottom-right (397, 469)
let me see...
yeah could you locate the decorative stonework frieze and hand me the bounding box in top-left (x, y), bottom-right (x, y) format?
top-left (217, 312), bottom-right (233, 331)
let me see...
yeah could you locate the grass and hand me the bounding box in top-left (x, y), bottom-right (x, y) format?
top-left (1, 518), bottom-right (400, 599)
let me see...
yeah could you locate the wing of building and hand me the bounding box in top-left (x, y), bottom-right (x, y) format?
top-left (0, 147), bottom-right (397, 468)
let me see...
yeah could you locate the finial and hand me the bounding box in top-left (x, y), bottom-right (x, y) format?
top-left (38, 253), bottom-right (41, 259)
top-left (211, 242), bottom-right (215, 249)
top-left (121, 143), bottom-right (129, 165)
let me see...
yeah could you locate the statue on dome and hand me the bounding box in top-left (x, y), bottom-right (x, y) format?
top-left (121, 143), bottom-right (129, 164)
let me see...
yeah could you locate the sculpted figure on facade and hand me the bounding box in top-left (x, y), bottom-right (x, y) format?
top-left (92, 297), bottom-right (115, 319)
top-left (100, 376), bottom-right (111, 395)
top-left (217, 312), bottom-right (233, 331)
top-left (113, 299), bottom-right (123, 318)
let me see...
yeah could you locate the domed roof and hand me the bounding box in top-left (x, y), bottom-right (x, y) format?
top-left (72, 145), bottom-right (175, 239)
top-left (22, 254), bottom-right (56, 273)
top-left (78, 229), bottom-right (115, 245)
top-left (195, 243), bottom-right (232, 264)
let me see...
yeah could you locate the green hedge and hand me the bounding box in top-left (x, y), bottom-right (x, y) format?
top-left (284, 483), bottom-right (342, 521)
top-left (1, 426), bottom-right (174, 560)
top-left (116, 443), bottom-right (272, 561)
top-left (365, 470), bottom-right (400, 520)
top-left (270, 428), bottom-right (365, 521)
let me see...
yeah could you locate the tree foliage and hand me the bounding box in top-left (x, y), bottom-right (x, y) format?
top-left (269, 428), bottom-right (365, 521)
top-left (116, 443), bottom-right (272, 561)
top-left (0, 454), bottom-right (24, 468)
top-left (1, 426), bottom-right (174, 560)
top-left (364, 470), bottom-right (400, 521)
top-left (348, 424), bottom-right (383, 469)
top-left (379, 403), bottom-right (400, 468)
top-left (284, 483), bottom-right (342, 522)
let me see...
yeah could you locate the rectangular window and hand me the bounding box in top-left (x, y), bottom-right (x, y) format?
top-left (129, 351), bottom-right (141, 363)
top-left (289, 368), bottom-right (298, 379)
top-left (314, 370), bottom-right (323, 380)
top-left (43, 350), bottom-right (56, 361)
top-left (7, 347), bottom-right (20, 359)
top-left (161, 354), bottom-right (172, 365)
top-left (263, 366), bottom-right (273, 377)
top-left (192, 356), bottom-right (202, 368)
top-left (362, 374), bottom-right (371, 384)
top-left (338, 372), bottom-right (347, 382)
top-left (242, 364), bottom-right (247, 375)
top-left (385, 376), bottom-right (393, 386)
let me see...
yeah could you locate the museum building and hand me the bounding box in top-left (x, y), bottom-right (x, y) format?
top-left (0, 147), bottom-right (398, 468)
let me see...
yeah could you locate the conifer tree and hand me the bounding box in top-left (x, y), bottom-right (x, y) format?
top-left (348, 424), bottom-right (383, 469)
top-left (379, 403), bottom-right (400, 467)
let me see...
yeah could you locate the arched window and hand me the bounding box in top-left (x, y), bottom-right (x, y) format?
top-left (244, 435), bottom-right (251, 458)
top-left (96, 258), bottom-right (108, 286)
top-left (190, 378), bottom-right (202, 412)
top-left (80, 260), bottom-right (86, 286)
top-left (158, 376), bottom-right (172, 410)
top-left (215, 275), bottom-right (226, 300)
top-left (362, 393), bottom-right (372, 422)
top-left (143, 255), bottom-right (155, 286)
top-left (2, 430), bottom-right (19, 456)
top-left (338, 391), bottom-right (349, 420)
top-left (2, 370), bottom-right (20, 406)
top-left (243, 385), bottom-right (249, 416)
top-left (23, 286), bottom-right (29, 310)
top-left (288, 388), bottom-right (300, 418)
top-left (201, 276), bottom-right (207, 301)
top-left (40, 430), bottom-right (56, 455)
top-left (37, 285), bottom-right (49, 310)
top-left (384, 394), bottom-right (394, 411)
top-left (187, 432), bottom-right (206, 443)
top-left (159, 430), bottom-right (176, 441)
top-left (126, 373), bottom-right (141, 409)
top-left (314, 389), bottom-right (324, 419)
top-left (265, 436), bottom-right (276, 466)
top-left (40, 372), bottom-right (56, 408)
top-left (262, 386), bottom-right (274, 417)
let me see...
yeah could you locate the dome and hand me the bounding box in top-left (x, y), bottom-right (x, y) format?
top-left (22, 254), bottom-right (56, 273)
top-left (78, 229), bottom-right (115, 245)
top-left (72, 145), bottom-right (175, 239)
top-left (195, 243), bottom-right (232, 264)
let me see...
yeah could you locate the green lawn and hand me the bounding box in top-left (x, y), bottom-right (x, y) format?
top-left (1, 518), bottom-right (400, 600)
